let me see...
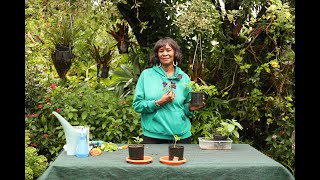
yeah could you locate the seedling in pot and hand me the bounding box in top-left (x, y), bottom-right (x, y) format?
top-left (132, 136), bottom-right (143, 144)
top-left (173, 135), bottom-right (180, 148)
top-left (128, 136), bottom-right (144, 160)
top-left (169, 135), bottom-right (184, 161)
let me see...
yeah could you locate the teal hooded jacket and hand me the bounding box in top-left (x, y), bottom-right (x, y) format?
top-left (133, 65), bottom-right (193, 140)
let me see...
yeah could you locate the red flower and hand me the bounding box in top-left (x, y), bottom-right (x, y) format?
top-left (122, 100), bottom-right (126, 105)
top-left (31, 114), bottom-right (38, 117)
top-left (43, 134), bottom-right (48, 138)
top-left (56, 108), bottom-right (61, 113)
top-left (50, 84), bottom-right (56, 89)
top-left (31, 142), bottom-right (37, 147)
top-left (38, 104), bottom-right (43, 109)
top-left (279, 130), bottom-right (285, 135)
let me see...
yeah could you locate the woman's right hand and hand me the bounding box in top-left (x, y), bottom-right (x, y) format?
top-left (157, 89), bottom-right (175, 106)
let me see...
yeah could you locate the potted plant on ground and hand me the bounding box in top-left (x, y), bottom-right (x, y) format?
top-left (168, 135), bottom-right (184, 161)
top-left (128, 136), bottom-right (144, 160)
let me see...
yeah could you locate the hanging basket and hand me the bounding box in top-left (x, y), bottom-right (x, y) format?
top-left (51, 45), bottom-right (74, 80)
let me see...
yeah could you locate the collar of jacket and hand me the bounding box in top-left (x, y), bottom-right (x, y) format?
top-left (152, 65), bottom-right (183, 81)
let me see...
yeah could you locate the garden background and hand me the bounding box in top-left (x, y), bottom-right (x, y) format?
top-left (25, 0), bottom-right (295, 179)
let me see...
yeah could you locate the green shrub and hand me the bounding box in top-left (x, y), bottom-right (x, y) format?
top-left (25, 130), bottom-right (48, 180)
top-left (25, 81), bottom-right (142, 163)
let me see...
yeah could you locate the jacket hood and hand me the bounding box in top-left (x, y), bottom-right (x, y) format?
top-left (152, 66), bottom-right (183, 81)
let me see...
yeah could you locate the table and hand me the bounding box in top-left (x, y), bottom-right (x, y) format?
top-left (38, 144), bottom-right (295, 180)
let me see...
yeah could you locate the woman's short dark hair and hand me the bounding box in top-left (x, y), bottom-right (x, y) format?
top-left (148, 37), bottom-right (183, 67)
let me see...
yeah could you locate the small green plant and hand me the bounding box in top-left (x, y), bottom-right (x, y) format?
top-left (215, 119), bottom-right (243, 139)
top-left (46, 16), bottom-right (80, 48)
top-left (101, 142), bottom-right (119, 152)
top-left (186, 79), bottom-right (218, 96)
top-left (187, 81), bottom-right (203, 92)
top-left (173, 135), bottom-right (180, 147)
top-left (203, 117), bottom-right (220, 139)
top-left (132, 136), bottom-right (143, 144)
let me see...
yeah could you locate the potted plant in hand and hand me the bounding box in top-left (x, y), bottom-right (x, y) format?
top-left (199, 119), bottom-right (243, 150)
top-left (128, 136), bottom-right (144, 160)
top-left (168, 135), bottom-right (184, 161)
top-left (187, 78), bottom-right (218, 107)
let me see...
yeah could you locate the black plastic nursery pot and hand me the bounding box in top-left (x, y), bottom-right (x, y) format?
top-left (128, 144), bottom-right (144, 160)
top-left (213, 134), bottom-right (228, 141)
top-left (190, 92), bottom-right (204, 106)
top-left (168, 145), bottom-right (184, 161)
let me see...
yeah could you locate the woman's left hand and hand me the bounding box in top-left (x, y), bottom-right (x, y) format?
top-left (189, 102), bottom-right (206, 111)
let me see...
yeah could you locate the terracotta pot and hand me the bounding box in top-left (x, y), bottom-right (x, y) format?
top-left (168, 145), bottom-right (184, 161)
top-left (190, 92), bottom-right (204, 106)
top-left (128, 144), bottom-right (144, 160)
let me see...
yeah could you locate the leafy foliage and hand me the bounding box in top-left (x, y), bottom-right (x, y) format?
top-left (25, 82), bottom-right (142, 162)
top-left (46, 17), bottom-right (81, 48)
top-left (107, 49), bottom-right (147, 97)
top-left (25, 0), bottom-right (295, 176)
top-left (25, 130), bottom-right (49, 180)
top-left (176, 0), bottom-right (295, 174)
top-left (215, 119), bottom-right (244, 138)
top-left (187, 79), bottom-right (219, 96)
top-left (132, 136), bottom-right (143, 144)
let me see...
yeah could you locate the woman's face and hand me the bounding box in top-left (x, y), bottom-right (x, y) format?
top-left (158, 43), bottom-right (175, 66)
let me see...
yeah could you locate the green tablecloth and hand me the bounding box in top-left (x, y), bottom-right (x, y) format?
top-left (38, 144), bottom-right (294, 180)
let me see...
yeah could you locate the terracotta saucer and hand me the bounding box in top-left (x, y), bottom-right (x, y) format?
top-left (159, 156), bottom-right (187, 165)
top-left (126, 156), bottom-right (153, 164)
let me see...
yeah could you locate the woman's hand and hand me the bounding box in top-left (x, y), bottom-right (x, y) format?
top-left (157, 89), bottom-right (175, 105)
top-left (188, 96), bottom-right (206, 111)
top-left (189, 102), bottom-right (206, 111)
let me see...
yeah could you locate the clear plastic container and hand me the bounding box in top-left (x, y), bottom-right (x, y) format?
top-left (198, 137), bottom-right (233, 150)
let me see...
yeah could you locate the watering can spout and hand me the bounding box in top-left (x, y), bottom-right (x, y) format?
top-left (52, 111), bottom-right (75, 132)
top-left (52, 111), bottom-right (80, 155)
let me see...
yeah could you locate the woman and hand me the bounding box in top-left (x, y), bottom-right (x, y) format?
top-left (132, 37), bottom-right (205, 144)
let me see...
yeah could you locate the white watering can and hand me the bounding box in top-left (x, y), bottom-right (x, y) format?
top-left (52, 111), bottom-right (89, 155)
